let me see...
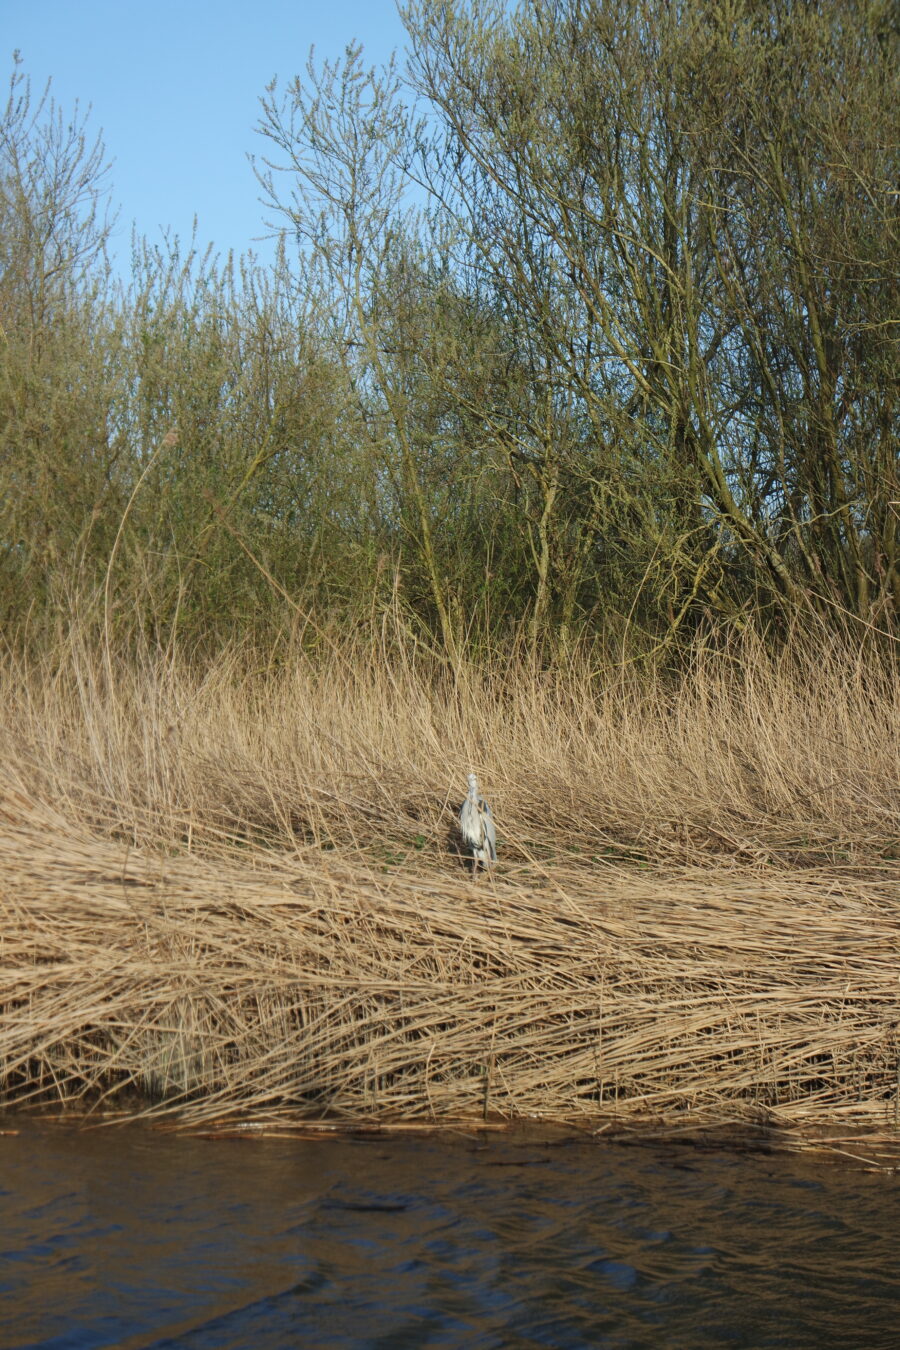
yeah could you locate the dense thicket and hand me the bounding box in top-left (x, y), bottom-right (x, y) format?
top-left (1, 0), bottom-right (897, 655)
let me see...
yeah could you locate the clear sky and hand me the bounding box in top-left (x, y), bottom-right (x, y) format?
top-left (4, 0), bottom-right (410, 272)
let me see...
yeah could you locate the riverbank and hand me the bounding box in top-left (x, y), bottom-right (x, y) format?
top-left (3, 787), bottom-right (899, 1147)
top-left (1, 630), bottom-right (898, 1147)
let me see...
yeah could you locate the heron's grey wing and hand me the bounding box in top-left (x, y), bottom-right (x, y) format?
top-left (459, 798), bottom-right (481, 850)
top-left (482, 803), bottom-right (497, 861)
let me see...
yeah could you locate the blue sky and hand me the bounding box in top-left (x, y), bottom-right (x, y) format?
top-left (4, 0), bottom-right (410, 271)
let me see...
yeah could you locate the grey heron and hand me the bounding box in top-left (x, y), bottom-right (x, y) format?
top-left (459, 772), bottom-right (496, 871)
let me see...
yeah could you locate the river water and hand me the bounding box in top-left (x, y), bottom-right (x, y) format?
top-left (1, 1119), bottom-right (897, 1349)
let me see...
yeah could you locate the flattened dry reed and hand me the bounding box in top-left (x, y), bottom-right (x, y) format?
top-left (0, 626), bottom-right (898, 1137)
top-left (2, 790), bottom-right (899, 1133)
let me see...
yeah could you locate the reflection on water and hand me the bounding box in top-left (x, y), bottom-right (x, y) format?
top-left (1, 1118), bottom-right (897, 1349)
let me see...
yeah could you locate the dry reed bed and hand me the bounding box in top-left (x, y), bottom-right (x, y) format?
top-left (1, 630), bottom-right (898, 1144)
top-left (2, 626), bottom-right (899, 871)
top-left (2, 789), bottom-right (899, 1138)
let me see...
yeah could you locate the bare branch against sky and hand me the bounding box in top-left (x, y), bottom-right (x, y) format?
top-left (5, 0), bottom-right (408, 271)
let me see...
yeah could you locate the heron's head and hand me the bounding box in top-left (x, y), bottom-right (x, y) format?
top-left (466, 771), bottom-right (479, 795)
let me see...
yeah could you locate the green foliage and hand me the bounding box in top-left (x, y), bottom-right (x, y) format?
top-left (1, 3), bottom-right (897, 656)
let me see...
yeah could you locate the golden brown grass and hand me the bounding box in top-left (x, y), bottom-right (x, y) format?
top-left (1, 621), bottom-right (899, 1143)
top-left (4, 619), bottom-right (898, 869)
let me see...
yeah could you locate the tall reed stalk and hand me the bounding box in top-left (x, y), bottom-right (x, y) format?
top-left (1, 615), bottom-right (898, 1133)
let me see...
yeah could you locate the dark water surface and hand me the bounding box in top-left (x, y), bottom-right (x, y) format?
top-left (1, 1119), bottom-right (898, 1349)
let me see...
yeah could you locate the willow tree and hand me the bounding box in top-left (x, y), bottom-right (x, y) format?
top-left (112, 236), bottom-right (358, 644)
top-left (403, 0), bottom-right (899, 636)
top-left (0, 57), bottom-right (123, 626)
top-left (255, 46), bottom-right (458, 650)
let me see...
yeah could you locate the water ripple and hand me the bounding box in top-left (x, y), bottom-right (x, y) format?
top-left (1, 1124), bottom-right (897, 1349)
